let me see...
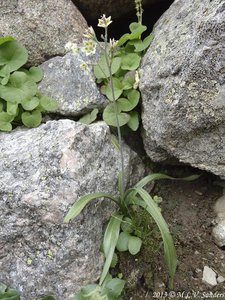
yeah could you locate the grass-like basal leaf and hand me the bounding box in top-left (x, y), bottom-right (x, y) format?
top-left (64, 193), bottom-right (119, 223)
top-left (133, 187), bottom-right (177, 288)
top-left (100, 214), bottom-right (123, 285)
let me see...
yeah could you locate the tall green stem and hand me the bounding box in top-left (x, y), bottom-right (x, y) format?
top-left (104, 28), bottom-right (125, 199)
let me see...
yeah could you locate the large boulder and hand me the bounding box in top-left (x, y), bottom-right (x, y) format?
top-left (140, 0), bottom-right (225, 177)
top-left (0, 0), bottom-right (87, 65)
top-left (0, 120), bottom-right (145, 299)
top-left (73, 0), bottom-right (166, 20)
top-left (39, 51), bottom-right (107, 116)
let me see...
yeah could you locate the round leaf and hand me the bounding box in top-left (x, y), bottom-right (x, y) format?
top-left (121, 53), bottom-right (141, 70)
top-left (27, 66), bottom-right (43, 82)
top-left (21, 110), bottom-right (42, 128)
top-left (21, 97), bottom-right (39, 111)
top-left (94, 56), bottom-right (121, 79)
top-left (103, 77), bottom-right (123, 101)
top-left (103, 103), bottom-right (130, 127)
top-left (116, 232), bottom-right (130, 252)
top-left (0, 71), bottom-right (37, 103)
top-left (79, 108), bottom-right (98, 125)
top-left (128, 235), bottom-right (142, 255)
top-left (0, 41), bottom-right (28, 72)
top-left (118, 89), bottom-right (140, 112)
top-left (40, 96), bottom-right (58, 111)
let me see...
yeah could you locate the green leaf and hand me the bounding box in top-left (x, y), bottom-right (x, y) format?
top-left (21, 96), bottom-right (39, 111)
top-left (41, 296), bottom-right (56, 300)
top-left (130, 33), bottom-right (154, 52)
top-left (7, 102), bottom-right (18, 116)
top-left (21, 110), bottom-right (42, 128)
top-left (0, 65), bottom-right (10, 85)
top-left (127, 235), bottom-right (142, 255)
top-left (116, 232), bottom-right (130, 252)
top-left (103, 103), bottom-right (130, 127)
top-left (117, 90), bottom-right (140, 112)
top-left (134, 187), bottom-right (177, 288)
top-left (64, 192), bottom-right (119, 223)
top-left (79, 109), bottom-right (98, 125)
top-left (0, 111), bottom-right (14, 123)
top-left (121, 53), bottom-right (141, 71)
top-left (100, 214), bottom-right (123, 285)
top-left (0, 41), bottom-right (28, 72)
top-left (0, 115), bottom-right (13, 131)
top-left (39, 96), bottom-right (58, 111)
top-left (80, 284), bottom-right (101, 297)
top-left (129, 22), bottom-right (147, 34)
top-left (0, 71), bottom-right (37, 103)
top-left (117, 33), bottom-right (131, 47)
top-left (0, 36), bottom-right (15, 46)
top-left (94, 56), bottom-right (121, 79)
top-left (103, 77), bottom-right (123, 101)
top-left (121, 217), bottom-right (133, 233)
top-left (27, 66), bottom-right (43, 82)
top-left (127, 111), bottom-right (139, 131)
top-left (0, 289), bottom-right (20, 300)
top-left (103, 278), bottom-right (125, 298)
top-left (122, 76), bottom-right (135, 90)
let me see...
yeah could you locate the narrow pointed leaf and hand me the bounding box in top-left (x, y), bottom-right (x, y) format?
top-left (100, 214), bottom-right (123, 285)
top-left (134, 187), bottom-right (177, 287)
top-left (64, 193), bottom-right (119, 223)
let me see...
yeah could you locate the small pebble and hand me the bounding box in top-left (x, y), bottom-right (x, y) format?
top-left (217, 275), bottom-right (225, 284)
top-left (202, 266), bottom-right (217, 287)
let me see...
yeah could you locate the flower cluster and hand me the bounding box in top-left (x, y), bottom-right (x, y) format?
top-left (64, 41), bottom-right (79, 55)
top-left (97, 14), bottom-right (112, 28)
top-left (82, 40), bottom-right (97, 56)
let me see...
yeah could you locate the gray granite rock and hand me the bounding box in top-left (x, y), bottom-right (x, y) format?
top-left (0, 0), bottom-right (87, 65)
top-left (39, 51), bottom-right (107, 116)
top-left (140, 0), bottom-right (225, 177)
top-left (0, 120), bottom-right (145, 300)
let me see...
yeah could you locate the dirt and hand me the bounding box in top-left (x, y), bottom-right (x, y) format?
top-left (116, 165), bottom-right (225, 300)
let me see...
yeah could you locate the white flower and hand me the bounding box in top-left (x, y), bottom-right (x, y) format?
top-left (82, 40), bottom-right (96, 56)
top-left (109, 38), bottom-right (118, 49)
top-left (98, 14), bottom-right (112, 28)
top-left (65, 41), bottom-right (79, 55)
top-left (80, 61), bottom-right (89, 74)
top-left (83, 26), bottom-right (96, 39)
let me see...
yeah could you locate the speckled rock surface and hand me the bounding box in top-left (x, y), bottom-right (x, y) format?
top-left (73, 0), bottom-right (165, 20)
top-left (0, 120), bottom-right (145, 300)
top-left (140, 0), bottom-right (225, 177)
top-left (39, 51), bottom-right (107, 116)
top-left (0, 0), bottom-right (87, 65)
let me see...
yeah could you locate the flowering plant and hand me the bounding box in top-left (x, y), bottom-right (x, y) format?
top-left (64, 2), bottom-right (199, 299)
